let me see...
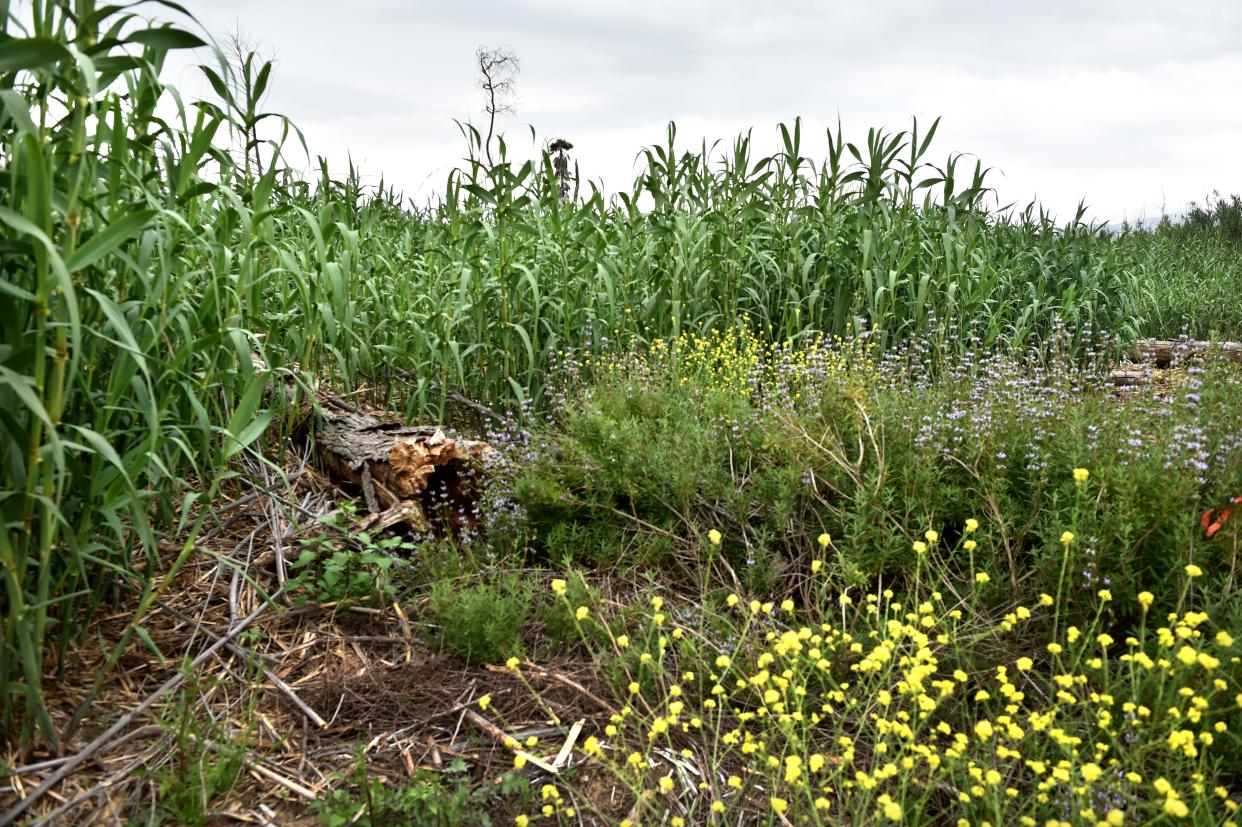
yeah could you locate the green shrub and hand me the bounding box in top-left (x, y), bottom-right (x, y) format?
top-left (511, 329), bottom-right (1242, 618)
top-left (426, 574), bottom-right (532, 664)
top-left (537, 570), bottom-right (601, 651)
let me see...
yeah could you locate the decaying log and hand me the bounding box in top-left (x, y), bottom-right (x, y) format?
top-left (1129, 339), bottom-right (1242, 368)
top-left (1107, 368), bottom-right (1150, 388)
top-left (316, 399), bottom-right (496, 533)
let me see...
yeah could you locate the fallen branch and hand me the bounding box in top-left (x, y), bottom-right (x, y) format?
top-left (462, 709), bottom-right (559, 774)
top-left (551, 719), bottom-right (585, 771)
top-left (494, 661), bottom-right (618, 715)
top-left (246, 758), bottom-right (317, 801)
top-left (6, 726), bottom-right (164, 778)
top-left (1106, 368), bottom-right (1150, 388)
top-left (4, 596), bottom-right (278, 826)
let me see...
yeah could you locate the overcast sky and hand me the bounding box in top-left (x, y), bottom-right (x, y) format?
top-left (162, 1), bottom-right (1242, 223)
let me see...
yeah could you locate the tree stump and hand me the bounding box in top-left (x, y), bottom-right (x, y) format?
top-left (316, 399), bottom-right (496, 534)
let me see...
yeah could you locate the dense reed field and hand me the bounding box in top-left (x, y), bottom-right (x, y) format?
top-left (3, 2), bottom-right (1242, 823)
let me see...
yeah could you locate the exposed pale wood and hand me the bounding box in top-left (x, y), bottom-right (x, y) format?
top-left (244, 760), bottom-right (317, 800)
top-left (551, 719), bottom-right (585, 771)
top-left (314, 398), bottom-right (495, 532)
top-left (354, 499), bottom-right (432, 534)
top-left (462, 709), bottom-right (560, 774)
top-left (1107, 368), bottom-right (1149, 387)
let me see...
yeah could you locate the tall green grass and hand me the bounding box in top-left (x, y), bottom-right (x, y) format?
top-left (268, 121), bottom-right (1234, 418)
top-left (1123, 229), bottom-right (1242, 339)
top-left (1, 0), bottom-right (1238, 749)
top-left (0, 1), bottom-right (295, 747)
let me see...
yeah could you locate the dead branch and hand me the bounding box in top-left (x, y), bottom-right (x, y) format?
top-left (2, 596), bottom-right (278, 825)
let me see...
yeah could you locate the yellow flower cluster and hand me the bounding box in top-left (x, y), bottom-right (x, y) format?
top-left (639, 324), bottom-right (877, 403)
top-left (520, 545), bottom-right (1242, 825)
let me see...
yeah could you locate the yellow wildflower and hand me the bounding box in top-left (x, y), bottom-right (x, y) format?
top-left (1164, 798), bottom-right (1189, 818)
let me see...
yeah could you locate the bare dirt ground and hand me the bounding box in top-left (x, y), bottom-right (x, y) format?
top-left (0, 444), bottom-right (627, 826)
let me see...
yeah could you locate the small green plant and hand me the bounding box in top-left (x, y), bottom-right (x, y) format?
top-left (146, 670), bottom-right (254, 825)
top-left (287, 507), bottom-right (412, 605)
top-left (426, 574), bottom-right (532, 664)
top-left (314, 751), bottom-right (524, 826)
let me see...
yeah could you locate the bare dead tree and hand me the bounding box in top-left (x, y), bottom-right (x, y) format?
top-left (475, 46), bottom-right (520, 167)
top-left (219, 24), bottom-right (275, 180)
top-left (549, 138), bottom-right (575, 199)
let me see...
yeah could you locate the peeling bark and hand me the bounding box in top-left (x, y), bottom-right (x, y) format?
top-left (315, 399), bottom-right (496, 533)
